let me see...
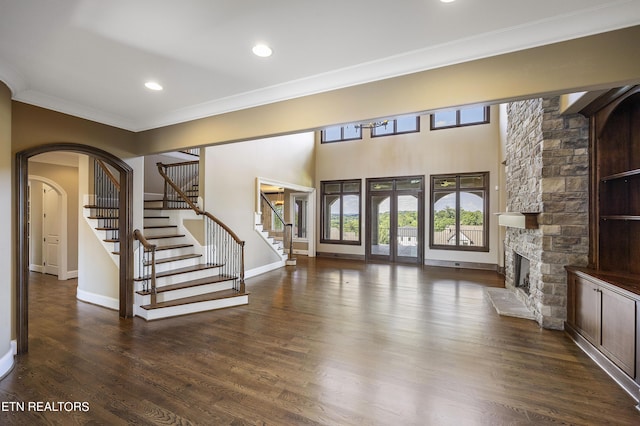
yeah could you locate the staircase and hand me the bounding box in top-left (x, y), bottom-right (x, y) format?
top-left (133, 207), bottom-right (248, 320)
top-left (255, 219), bottom-right (286, 259)
top-left (83, 156), bottom-right (248, 321)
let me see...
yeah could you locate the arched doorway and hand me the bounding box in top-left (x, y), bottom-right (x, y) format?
top-left (15, 143), bottom-right (134, 354)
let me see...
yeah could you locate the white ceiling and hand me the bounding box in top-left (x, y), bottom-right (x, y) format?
top-left (1, 0), bottom-right (639, 132)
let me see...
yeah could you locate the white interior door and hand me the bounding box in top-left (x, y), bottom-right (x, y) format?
top-left (42, 184), bottom-right (60, 276)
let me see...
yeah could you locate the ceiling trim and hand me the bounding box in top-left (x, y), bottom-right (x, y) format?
top-left (5, 1), bottom-right (640, 132)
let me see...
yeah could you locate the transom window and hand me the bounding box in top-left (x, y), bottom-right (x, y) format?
top-left (430, 106), bottom-right (490, 130)
top-left (320, 179), bottom-right (361, 244)
top-left (321, 124), bottom-right (362, 143)
top-left (430, 172), bottom-right (489, 251)
top-left (371, 116), bottom-right (420, 137)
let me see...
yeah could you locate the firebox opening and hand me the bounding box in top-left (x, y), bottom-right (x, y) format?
top-left (514, 252), bottom-right (530, 295)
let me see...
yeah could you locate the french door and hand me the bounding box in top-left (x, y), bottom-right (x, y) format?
top-left (366, 176), bottom-right (424, 263)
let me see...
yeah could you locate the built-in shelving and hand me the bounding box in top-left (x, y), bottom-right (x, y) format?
top-left (566, 86), bottom-right (640, 408)
top-left (601, 169), bottom-right (640, 182)
top-left (601, 215), bottom-right (640, 221)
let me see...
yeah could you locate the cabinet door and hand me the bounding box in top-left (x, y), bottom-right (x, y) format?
top-left (574, 276), bottom-right (600, 345)
top-left (600, 286), bottom-right (636, 377)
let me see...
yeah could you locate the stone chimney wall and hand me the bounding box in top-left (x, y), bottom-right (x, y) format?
top-left (504, 97), bottom-right (589, 329)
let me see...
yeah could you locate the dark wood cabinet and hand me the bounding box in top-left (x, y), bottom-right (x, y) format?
top-left (566, 86), bottom-right (640, 406)
top-left (566, 268), bottom-right (640, 400)
top-left (572, 274), bottom-right (599, 345)
top-left (600, 285), bottom-right (635, 376)
top-left (569, 271), bottom-right (636, 376)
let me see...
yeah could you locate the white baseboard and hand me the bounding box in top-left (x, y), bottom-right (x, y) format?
top-left (11, 340), bottom-right (17, 355)
top-left (245, 260), bottom-right (286, 279)
top-left (0, 345), bottom-right (15, 380)
top-left (76, 288), bottom-right (119, 311)
top-left (29, 264), bottom-right (44, 273)
top-left (62, 270), bottom-right (78, 280)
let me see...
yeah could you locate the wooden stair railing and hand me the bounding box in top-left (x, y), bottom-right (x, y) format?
top-left (133, 229), bottom-right (157, 305)
top-left (156, 163), bottom-right (245, 291)
top-left (178, 147), bottom-right (200, 157)
top-left (260, 191), bottom-right (294, 262)
top-left (91, 159), bottom-right (121, 249)
top-left (157, 161), bottom-right (199, 209)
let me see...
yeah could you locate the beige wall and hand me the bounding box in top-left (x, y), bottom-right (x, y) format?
top-left (0, 82), bottom-right (13, 377)
top-left (76, 156), bottom-right (120, 306)
top-left (204, 133), bottom-right (315, 272)
top-left (28, 160), bottom-right (80, 272)
top-left (136, 26), bottom-right (640, 155)
top-left (316, 108), bottom-right (501, 266)
top-left (11, 102), bottom-right (137, 158)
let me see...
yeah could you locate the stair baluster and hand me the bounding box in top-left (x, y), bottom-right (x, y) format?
top-left (94, 159), bottom-right (120, 250)
top-left (156, 162), bottom-right (245, 292)
top-left (134, 229), bottom-right (157, 304)
top-left (157, 161), bottom-right (198, 209)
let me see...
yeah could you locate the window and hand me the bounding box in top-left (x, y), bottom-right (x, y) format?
top-left (371, 116), bottom-right (420, 137)
top-left (430, 106), bottom-right (490, 130)
top-left (321, 124), bottom-right (362, 143)
top-left (430, 172), bottom-right (489, 251)
top-left (321, 179), bottom-right (361, 244)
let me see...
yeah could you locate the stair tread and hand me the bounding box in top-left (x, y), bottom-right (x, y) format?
top-left (96, 227), bottom-right (119, 231)
top-left (140, 288), bottom-right (248, 310)
top-left (144, 207), bottom-right (192, 210)
top-left (84, 205), bottom-right (119, 210)
top-left (147, 253), bottom-right (201, 265)
top-left (134, 263), bottom-right (223, 281)
top-left (136, 274), bottom-right (236, 295)
top-left (146, 234), bottom-right (186, 240)
top-left (144, 215), bottom-right (170, 219)
top-left (104, 239), bottom-right (119, 243)
top-left (155, 243), bottom-right (194, 251)
top-left (144, 225), bottom-right (178, 229)
top-left (88, 216), bottom-right (119, 220)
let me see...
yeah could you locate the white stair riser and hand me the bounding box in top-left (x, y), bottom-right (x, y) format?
top-left (134, 267), bottom-right (222, 290)
top-left (135, 280), bottom-right (235, 305)
top-left (143, 227), bottom-right (181, 238)
top-left (145, 236), bottom-right (188, 246)
top-left (154, 246), bottom-right (196, 260)
top-left (143, 217), bottom-right (172, 227)
top-left (136, 295), bottom-right (249, 321)
top-left (149, 257), bottom-right (202, 274)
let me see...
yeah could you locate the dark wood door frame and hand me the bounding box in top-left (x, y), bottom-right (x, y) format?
top-left (365, 176), bottom-right (424, 264)
top-left (15, 143), bottom-right (134, 354)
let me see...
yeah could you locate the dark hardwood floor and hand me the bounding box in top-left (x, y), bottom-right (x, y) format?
top-left (1, 257), bottom-right (638, 425)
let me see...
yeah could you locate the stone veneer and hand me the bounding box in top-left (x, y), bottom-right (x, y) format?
top-left (504, 97), bottom-right (589, 329)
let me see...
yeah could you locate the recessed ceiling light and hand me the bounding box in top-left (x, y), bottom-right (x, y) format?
top-left (440, 0), bottom-right (456, 3)
top-left (144, 81), bottom-right (163, 91)
top-left (252, 44), bottom-right (273, 58)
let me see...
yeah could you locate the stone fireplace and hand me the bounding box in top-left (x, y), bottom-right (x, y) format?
top-left (503, 97), bottom-right (589, 329)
